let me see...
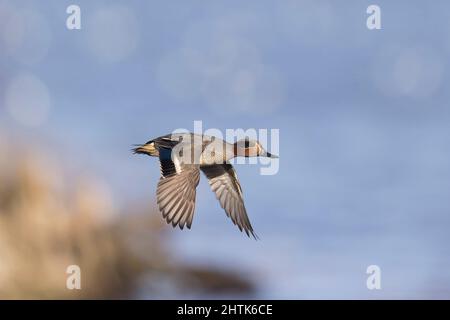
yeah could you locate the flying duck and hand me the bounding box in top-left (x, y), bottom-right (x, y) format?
top-left (133, 133), bottom-right (278, 239)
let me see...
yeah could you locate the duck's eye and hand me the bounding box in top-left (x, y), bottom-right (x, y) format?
top-left (237, 140), bottom-right (249, 148)
top-left (246, 140), bottom-right (257, 148)
top-left (237, 138), bottom-right (255, 148)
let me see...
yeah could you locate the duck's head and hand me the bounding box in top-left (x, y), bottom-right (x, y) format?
top-left (233, 138), bottom-right (278, 158)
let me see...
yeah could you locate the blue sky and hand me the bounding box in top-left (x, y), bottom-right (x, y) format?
top-left (1, 0), bottom-right (450, 298)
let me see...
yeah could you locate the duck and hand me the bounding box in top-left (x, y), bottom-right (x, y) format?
top-left (133, 133), bottom-right (278, 239)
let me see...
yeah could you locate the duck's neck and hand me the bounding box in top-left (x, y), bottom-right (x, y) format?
top-left (233, 143), bottom-right (249, 158)
top-left (232, 143), bottom-right (257, 158)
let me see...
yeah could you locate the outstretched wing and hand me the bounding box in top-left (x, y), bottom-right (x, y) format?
top-left (156, 147), bottom-right (200, 229)
top-left (156, 167), bottom-right (200, 230)
top-left (200, 163), bottom-right (257, 239)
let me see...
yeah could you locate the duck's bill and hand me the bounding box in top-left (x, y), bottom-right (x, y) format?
top-left (264, 152), bottom-right (279, 159)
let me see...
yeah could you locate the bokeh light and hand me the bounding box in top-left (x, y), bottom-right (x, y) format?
top-left (0, 2), bottom-right (51, 65)
top-left (372, 45), bottom-right (444, 99)
top-left (86, 5), bottom-right (139, 63)
top-left (279, 0), bottom-right (337, 44)
top-left (157, 15), bottom-right (284, 115)
top-left (5, 73), bottom-right (51, 127)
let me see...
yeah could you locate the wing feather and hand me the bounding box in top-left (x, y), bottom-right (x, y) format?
top-left (156, 150), bottom-right (200, 229)
top-left (200, 163), bottom-right (257, 239)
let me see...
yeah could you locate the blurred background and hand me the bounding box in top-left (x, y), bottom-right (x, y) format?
top-left (1, 0), bottom-right (450, 299)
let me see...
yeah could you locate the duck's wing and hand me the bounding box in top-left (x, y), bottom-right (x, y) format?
top-left (158, 147), bottom-right (178, 178)
top-left (200, 163), bottom-right (257, 239)
top-left (152, 134), bottom-right (183, 149)
top-left (156, 147), bottom-right (200, 230)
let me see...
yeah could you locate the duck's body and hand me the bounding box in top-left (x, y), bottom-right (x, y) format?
top-left (133, 133), bottom-right (277, 239)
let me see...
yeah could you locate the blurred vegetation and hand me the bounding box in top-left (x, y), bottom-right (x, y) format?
top-left (0, 140), bottom-right (254, 299)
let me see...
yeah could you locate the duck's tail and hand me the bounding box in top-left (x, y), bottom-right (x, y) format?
top-left (131, 141), bottom-right (159, 157)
